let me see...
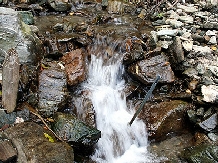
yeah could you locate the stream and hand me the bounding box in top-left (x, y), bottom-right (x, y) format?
top-left (83, 39), bottom-right (161, 163)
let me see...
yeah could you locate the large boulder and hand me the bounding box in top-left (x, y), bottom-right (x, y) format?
top-left (3, 122), bottom-right (74, 163)
top-left (0, 7), bottom-right (43, 64)
top-left (138, 100), bottom-right (191, 141)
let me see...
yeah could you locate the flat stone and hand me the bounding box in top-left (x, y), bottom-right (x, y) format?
top-left (156, 29), bottom-right (178, 37)
top-left (199, 113), bottom-right (217, 131)
top-left (177, 4), bottom-right (198, 13)
top-left (165, 19), bottom-right (184, 28)
top-left (179, 15), bottom-right (194, 24)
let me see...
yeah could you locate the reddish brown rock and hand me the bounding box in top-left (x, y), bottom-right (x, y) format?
top-left (138, 100), bottom-right (191, 141)
top-left (61, 49), bottom-right (86, 86)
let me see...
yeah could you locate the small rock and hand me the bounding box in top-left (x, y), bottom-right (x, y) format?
top-left (205, 30), bottom-right (216, 36)
top-left (198, 113), bottom-right (217, 131)
top-left (156, 29), bottom-right (178, 37)
top-left (201, 85), bottom-right (218, 103)
top-left (177, 4), bottom-right (198, 13)
top-left (208, 36), bottom-right (217, 44)
top-left (192, 45), bottom-right (212, 55)
top-left (165, 19), bottom-right (184, 28)
top-left (182, 40), bottom-right (193, 51)
top-left (179, 15), bottom-right (194, 24)
top-left (208, 133), bottom-right (218, 142)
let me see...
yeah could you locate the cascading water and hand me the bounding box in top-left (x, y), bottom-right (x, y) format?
top-left (83, 37), bottom-right (160, 163)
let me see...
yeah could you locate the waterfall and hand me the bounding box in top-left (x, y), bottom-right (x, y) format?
top-left (83, 38), bottom-right (159, 163)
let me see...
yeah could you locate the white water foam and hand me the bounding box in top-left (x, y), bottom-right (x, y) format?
top-left (84, 55), bottom-right (160, 163)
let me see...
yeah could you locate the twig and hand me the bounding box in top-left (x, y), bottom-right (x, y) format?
top-left (129, 75), bottom-right (161, 126)
top-left (24, 102), bottom-right (63, 142)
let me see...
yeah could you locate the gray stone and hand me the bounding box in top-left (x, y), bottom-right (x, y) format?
top-left (177, 4), bottom-right (198, 13)
top-left (38, 63), bottom-right (68, 117)
top-left (179, 15), bottom-right (194, 24)
top-left (199, 113), bottom-right (217, 131)
top-left (156, 29), bottom-right (178, 37)
top-left (183, 145), bottom-right (218, 163)
top-left (0, 7), bottom-right (43, 64)
top-left (165, 19), bottom-right (184, 28)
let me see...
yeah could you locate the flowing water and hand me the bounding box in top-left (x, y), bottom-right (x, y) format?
top-left (83, 38), bottom-right (160, 163)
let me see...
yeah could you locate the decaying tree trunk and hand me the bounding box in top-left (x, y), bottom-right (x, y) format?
top-left (2, 48), bottom-right (20, 113)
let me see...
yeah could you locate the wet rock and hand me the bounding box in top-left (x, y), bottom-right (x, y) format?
top-left (183, 145), bottom-right (218, 163)
top-left (38, 63), bottom-right (68, 117)
top-left (149, 133), bottom-right (194, 162)
top-left (3, 122), bottom-right (74, 163)
top-left (198, 113), bottom-right (217, 132)
top-left (0, 7), bottom-right (43, 64)
top-left (128, 54), bottom-right (175, 84)
top-left (191, 34), bottom-right (205, 43)
top-left (52, 112), bottom-right (101, 154)
top-left (61, 49), bottom-right (86, 86)
top-left (138, 100), bottom-right (191, 141)
top-left (123, 50), bottom-right (144, 65)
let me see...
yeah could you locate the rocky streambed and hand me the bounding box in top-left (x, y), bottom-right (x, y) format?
top-left (0, 0), bottom-right (218, 162)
